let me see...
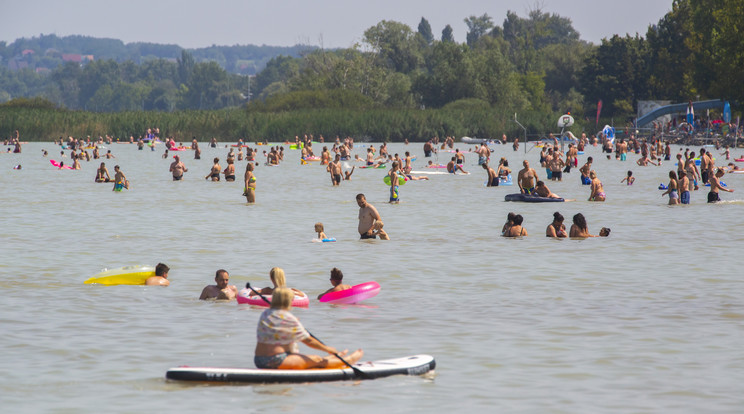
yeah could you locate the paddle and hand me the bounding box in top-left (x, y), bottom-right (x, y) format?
top-left (245, 283), bottom-right (368, 379)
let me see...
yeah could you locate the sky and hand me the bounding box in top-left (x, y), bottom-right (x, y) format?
top-left (0, 0), bottom-right (673, 49)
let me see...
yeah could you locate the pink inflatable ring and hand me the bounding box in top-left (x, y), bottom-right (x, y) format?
top-left (319, 281), bottom-right (381, 304)
top-left (236, 289), bottom-right (310, 307)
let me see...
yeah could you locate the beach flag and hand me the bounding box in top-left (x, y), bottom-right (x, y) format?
top-left (686, 101), bottom-right (694, 128)
top-left (596, 100), bottom-right (603, 127)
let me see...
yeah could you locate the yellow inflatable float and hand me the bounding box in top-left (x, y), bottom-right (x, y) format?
top-left (83, 265), bottom-right (155, 285)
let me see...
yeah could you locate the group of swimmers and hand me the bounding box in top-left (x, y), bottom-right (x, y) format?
top-left (501, 212), bottom-right (610, 238)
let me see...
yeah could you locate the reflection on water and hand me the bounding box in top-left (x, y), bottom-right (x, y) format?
top-left (1, 142), bottom-right (743, 413)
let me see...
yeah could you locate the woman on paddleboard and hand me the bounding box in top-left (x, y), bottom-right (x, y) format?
top-left (254, 287), bottom-right (363, 369)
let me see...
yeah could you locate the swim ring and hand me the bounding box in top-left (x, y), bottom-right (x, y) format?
top-left (236, 289), bottom-right (310, 307)
top-left (383, 175), bottom-right (407, 186)
top-left (319, 281), bottom-right (381, 304)
top-left (84, 265), bottom-right (156, 285)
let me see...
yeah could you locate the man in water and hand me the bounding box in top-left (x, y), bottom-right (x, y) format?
top-left (145, 263), bottom-right (170, 286)
top-left (356, 193), bottom-right (381, 239)
top-left (483, 163), bottom-right (499, 187)
top-left (169, 155), bottom-right (188, 180)
top-left (477, 143), bottom-right (490, 165)
top-left (327, 154), bottom-right (342, 186)
top-left (112, 165), bottom-right (129, 191)
top-left (317, 268), bottom-right (352, 300)
top-left (517, 160), bottom-right (538, 194)
top-left (708, 168), bottom-right (734, 203)
top-left (199, 269), bottom-right (237, 300)
top-left (579, 157), bottom-right (593, 185)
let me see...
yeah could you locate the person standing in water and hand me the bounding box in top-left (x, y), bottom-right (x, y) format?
top-left (517, 160), bottom-right (538, 194)
top-left (707, 168), bottom-right (734, 203)
top-left (243, 163), bottom-right (256, 203)
top-left (356, 193), bottom-right (381, 239)
top-left (170, 155), bottom-right (188, 180)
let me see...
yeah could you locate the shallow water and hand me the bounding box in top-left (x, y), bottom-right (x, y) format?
top-left (1, 141), bottom-right (743, 413)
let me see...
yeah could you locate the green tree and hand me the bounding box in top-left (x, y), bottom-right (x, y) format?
top-left (363, 20), bottom-right (423, 74)
top-left (177, 50), bottom-right (195, 86)
top-left (441, 25), bottom-right (454, 43)
top-left (464, 14), bottom-right (494, 47)
top-left (418, 17), bottom-right (434, 45)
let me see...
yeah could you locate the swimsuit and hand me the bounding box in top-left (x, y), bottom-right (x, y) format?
top-left (581, 175), bottom-right (591, 185)
top-left (707, 191), bottom-right (720, 203)
top-left (620, 153), bottom-right (627, 161)
top-left (390, 184), bottom-right (399, 202)
top-left (680, 191), bottom-right (690, 204)
top-left (114, 183), bottom-right (124, 191)
top-left (360, 233), bottom-right (377, 240)
top-left (478, 156), bottom-right (487, 165)
top-left (254, 353), bottom-right (288, 369)
top-left (333, 174), bottom-right (341, 184)
top-left (210, 173), bottom-right (220, 179)
top-left (173, 175), bottom-right (183, 181)
top-left (225, 175), bottom-right (235, 181)
top-left (523, 186), bottom-right (535, 195)
top-left (669, 190), bottom-right (678, 200)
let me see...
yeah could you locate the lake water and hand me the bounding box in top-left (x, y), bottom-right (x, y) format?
top-left (1, 141), bottom-right (743, 413)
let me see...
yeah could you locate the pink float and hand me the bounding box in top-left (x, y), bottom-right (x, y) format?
top-left (236, 289), bottom-right (310, 307)
top-left (319, 281), bottom-right (381, 304)
top-left (50, 159), bottom-right (72, 169)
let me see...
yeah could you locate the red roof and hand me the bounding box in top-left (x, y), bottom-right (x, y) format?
top-left (62, 54), bottom-right (82, 62)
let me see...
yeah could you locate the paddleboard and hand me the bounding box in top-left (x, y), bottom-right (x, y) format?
top-left (83, 265), bottom-right (155, 285)
top-left (166, 354), bottom-right (435, 383)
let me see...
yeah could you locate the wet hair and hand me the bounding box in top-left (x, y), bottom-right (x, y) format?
top-left (572, 213), bottom-right (588, 231)
top-left (155, 263), bottom-right (170, 277)
top-left (246, 163), bottom-right (254, 171)
top-left (270, 287), bottom-right (293, 310)
top-left (587, 157), bottom-right (593, 162)
top-left (507, 212), bottom-right (516, 222)
top-left (513, 214), bottom-right (524, 225)
top-left (589, 170), bottom-right (597, 179)
top-left (314, 222), bottom-right (324, 232)
top-left (215, 269), bottom-right (228, 279)
top-left (627, 171), bottom-right (633, 177)
top-left (356, 193), bottom-right (366, 201)
top-left (213, 157), bottom-right (219, 163)
top-left (270, 267), bottom-right (286, 287)
top-left (553, 212), bottom-right (564, 223)
top-left (600, 227), bottom-right (611, 237)
top-left (678, 171), bottom-right (686, 180)
top-left (330, 267), bottom-right (343, 281)
top-left (537, 180), bottom-right (545, 187)
top-left (669, 171), bottom-right (677, 179)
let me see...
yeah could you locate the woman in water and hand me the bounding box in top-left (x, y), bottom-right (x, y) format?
top-left (660, 171), bottom-right (679, 205)
top-left (205, 157), bottom-right (221, 181)
top-left (503, 214), bottom-right (527, 237)
top-left (569, 213), bottom-right (610, 238)
top-left (243, 163), bottom-right (256, 203)
top-left (223, 158), bottom-right (235, 182)
top-left (249, 267), bottom-right (306, 298)
top-left (546, 212), bottom-right (568, 238)
top-left (254, 287), bottom-right (363, 369)
top-left (588, 170), bottom-right (606, 201)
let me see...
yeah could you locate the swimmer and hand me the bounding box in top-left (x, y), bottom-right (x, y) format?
top-left (621, 170), bottom-right (635, 185)
top-left (446, 157), bottom-right (468, 174)
top-left (317, 268), bottom-right (352, 300)
top-left (568, 213), bottom-right (606, 238)
top-left (205, 157), bottom-right (222, 181)
top-left (357, 193), bottom-right (381, 239)
top-left (588, 170), bottom-right (606, 201)
top-left (170, 155), bottom-right (187, 180)
top-left (534, 181), bottom-right (562, 199)
top-left (112, 165), bottom-right (129, 191)
top-left (344, 166), bottom-right (355, 180)
top-left (579, 157), bottom-right (592, 185)
top-left (327, 154), bottom-right (342, 186)
top-left (145, 263), bottom-right (170, 286)
top-left (372, 221), bottom-right (389, 240)
top-left (661, 171), bottom-right (680, 205)
top-left (518, 160), bottom-right (538, 194)
top-left (483, 163), bottom-right (499, 187)
top-left (223, 158), bottom-right (236, 181)
top-left (95, 162), bottom-right (111, 183)
top-left (502, 212), bottom-right (515, 236)
top-left (243, 163), bottom-right (256, 203)
top-left (249, 267), bottom-right (306, 298)
top-left (503, 214), bottom-right (527, 237)
top-left (199, 269), bottom-right (238, 300)
top-left (546, 212), bottom-right (568, 238)
top-left (707, 168), bottom-right (734, 203)
top-left (315, 222), bottom-right (328, 240)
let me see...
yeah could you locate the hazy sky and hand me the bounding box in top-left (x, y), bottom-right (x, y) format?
top-left (1, 0), bottom-right (672, 49)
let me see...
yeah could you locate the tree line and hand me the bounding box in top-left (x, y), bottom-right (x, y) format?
top-left (0, 0), bottom-right (741, 141)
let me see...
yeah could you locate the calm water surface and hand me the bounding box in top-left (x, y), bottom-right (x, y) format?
top-left (1, 141), bottom-right (743, 413)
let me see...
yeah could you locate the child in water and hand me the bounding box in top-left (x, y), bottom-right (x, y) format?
top-left (621, 170), bottom-right (635, 185)
top-left (314, 222), bottom-right (327, 240)
top-left (373, 221), bottom-right (389, 240)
